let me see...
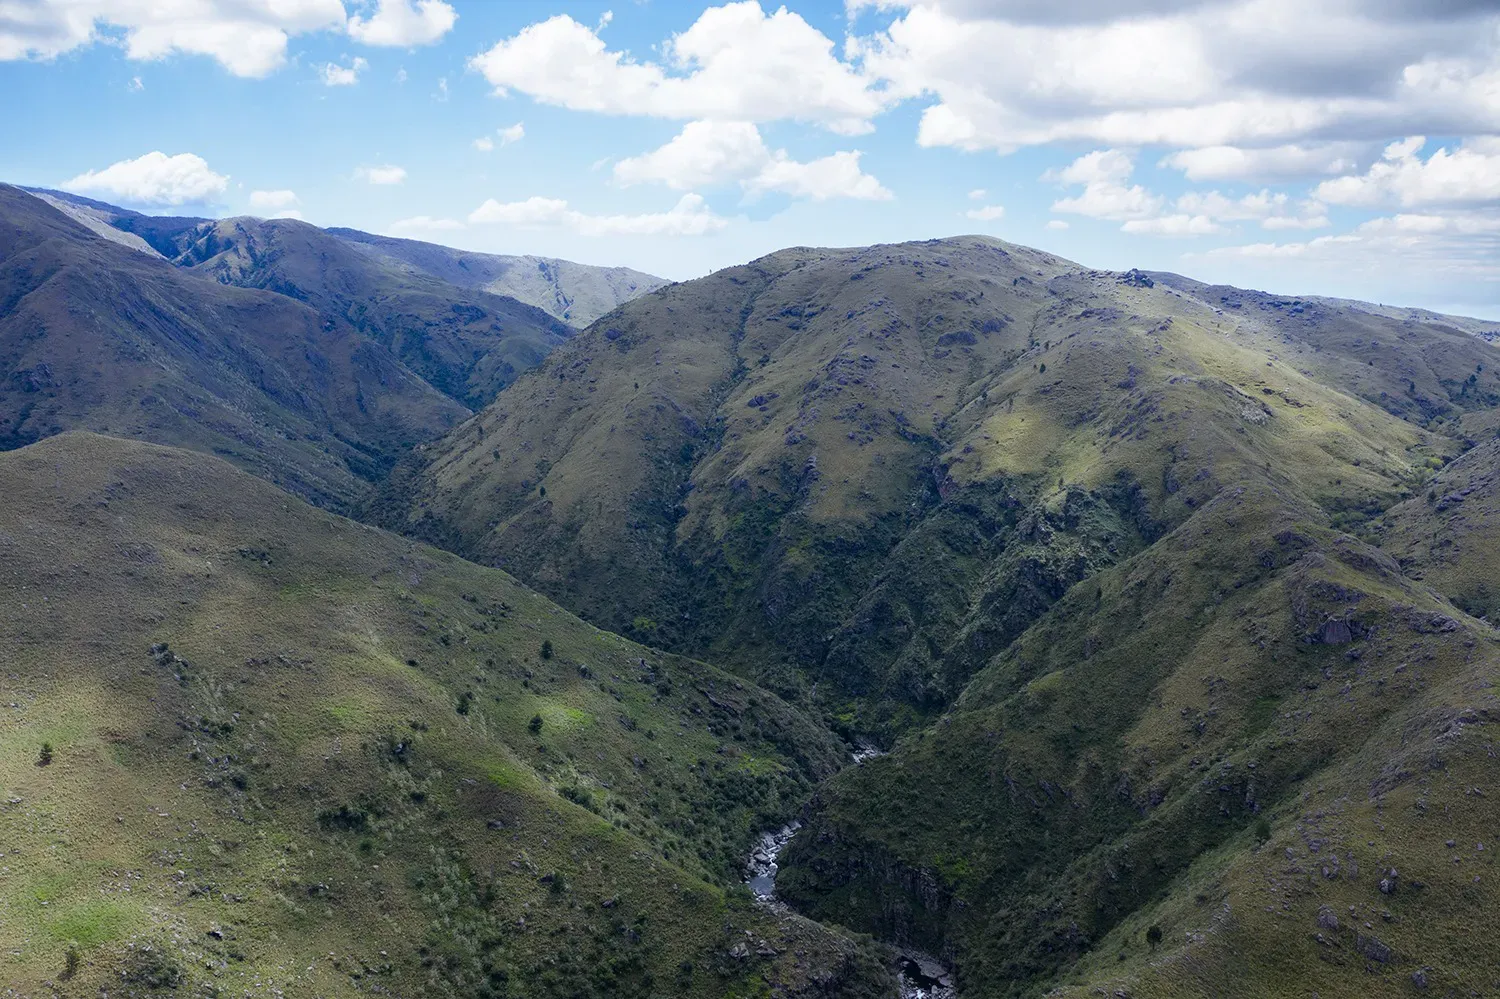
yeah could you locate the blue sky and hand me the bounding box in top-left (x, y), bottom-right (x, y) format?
top-left (3, 0), bottom-right (1499, 316)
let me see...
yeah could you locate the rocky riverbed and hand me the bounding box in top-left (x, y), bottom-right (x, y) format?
top-left (744, 744), bottom-right (955, 997)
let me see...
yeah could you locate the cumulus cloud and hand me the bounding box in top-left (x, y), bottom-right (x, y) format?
top-left (1122, 213), bottom-right (1221, 235)
top-left (468, 3), bottom-right (887, 134)
top-left (1315, 137), bottom-right (1500, 209)
top-left (248, 188), bottom-right (301, 218)
top-left (389, 215), bottom-right (466, 234)
top-left (850, 0), bottom-right (1500, 153)
top-left (1048, 148), bottom-right (1328, 234)
top-left (468, 193), bottom-right (729, 237)
top-left (62, 151), bottom-right (229, 206)
top-left (499, 122), bottom-right (525, 145)
top-left (321, 56), bottom-right (368, 86)
top-left (1161, 142), bottom-right (1366, 182)
top-left (356, 164), bottom-right (407, 185)
top-left (614, 120), bottom-right (891, 200)
top-left (1047, 149), bottom-right (1162, 220)
top-left (473, 136), bottom-right (494, 152)
top-left (347, 0), bottom-right (456, 47)
top-left (1045, 219), bottom-right (1069, 229)
top-left (1205, 209), bottom-right (1500, 296)
top-left (965, 204), bottom-right (1004, 221)
top-left (0, 0), bottom-right (346, 78)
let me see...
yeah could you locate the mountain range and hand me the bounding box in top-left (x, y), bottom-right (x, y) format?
top-left (3, 185), bottom-right (1500, 998)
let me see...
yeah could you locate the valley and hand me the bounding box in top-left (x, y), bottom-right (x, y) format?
top-left (2, 185), bottom-right (1499, 998)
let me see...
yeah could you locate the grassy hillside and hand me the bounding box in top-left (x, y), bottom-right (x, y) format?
top-left (383, 237), bottom-right (1494, 735)
top-left (0, 432), bottom-right (893, 998)
top-left (327, 228), bottom-right (668, 327)
top-left (172, 217), bottom-right (573, 409)
top-left (0, 184), bottom-right (467, 509)
top-left (778, 473), bottom-right (1500, 997)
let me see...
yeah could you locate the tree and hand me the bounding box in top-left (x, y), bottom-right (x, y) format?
top-left (37, 742), bottom-right (53, 767)
top-left (540, 640), bottom-right (553, 660)
top-left (1146, 925), bottom-right (1163, 950)
top-left (62, 942), bottom-right (80, 979)
top-left (528, 714), bottom-right (544, 735)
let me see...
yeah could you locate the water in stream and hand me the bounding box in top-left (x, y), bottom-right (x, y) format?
top-left (744, 744), bottom-right (955, 997)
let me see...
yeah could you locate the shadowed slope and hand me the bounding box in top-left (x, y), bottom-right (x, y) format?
top-left (173, 217), bottom-right (574, 408)
top-left (0, 184), bottom-right (467, 508)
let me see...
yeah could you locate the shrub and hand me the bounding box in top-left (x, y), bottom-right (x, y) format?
top-left (37, 742), bottom-right (53, 767)
top-left (540, 640), bottom-right (553, 660)
top-left (528, 714), bottom-right (544, 735)
top-left (1146, 925), bottom-right (1163, 949)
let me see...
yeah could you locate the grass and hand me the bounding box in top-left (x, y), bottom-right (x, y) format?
top-left (0, 432), bottom-right (891, 998)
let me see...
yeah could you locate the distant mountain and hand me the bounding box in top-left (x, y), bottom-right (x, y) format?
top-left (167, 215), bottom-right (573, 409)
top-left (327, 227), bottom-right (669, 327)
top-left (0, 431), bottom-right (890, 998)
top-left (0, 182), bottom-right (468, 507)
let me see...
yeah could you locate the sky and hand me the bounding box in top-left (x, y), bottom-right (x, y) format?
top-left (2, 0), bottom-right (1499, 317)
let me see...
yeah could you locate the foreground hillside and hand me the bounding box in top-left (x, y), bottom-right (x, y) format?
top-left (0, 432), bottom-right (892, 997)
top-left (0, 184), bottom-right (469, 508)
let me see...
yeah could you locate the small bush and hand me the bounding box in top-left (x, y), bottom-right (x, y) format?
top-left (528, 714), bottom-right (544, 735)
top-left (37, 742), bottom-right (53, 767)
top-left (540, 640), bottom-right (553, 660)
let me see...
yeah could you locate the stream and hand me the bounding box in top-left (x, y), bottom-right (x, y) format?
top-left (743, 747), bottom-right (955, 998)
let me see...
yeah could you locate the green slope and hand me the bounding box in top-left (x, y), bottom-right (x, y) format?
top-left (0, 432), bottom-right (893, 998)
top-left (382, 237), bottom-right (1493, 735)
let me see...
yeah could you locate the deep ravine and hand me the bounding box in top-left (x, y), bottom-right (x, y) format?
top-left (744, 750), bottom-right (956, 999)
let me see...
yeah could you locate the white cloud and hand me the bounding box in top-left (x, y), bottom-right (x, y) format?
top-left (499, 122), bottom-right (525, 145)
top-left (1174, 189), bottom-right (1327, 228)
top-left (1045, 148), bottom-right (1135, 185)
top-left (1315, 137), bottom-right (1500, 209)
top-left (968, 188), bottom-right (986, 200)
top-left (748, 149), bottom-right (892, 200)
top-left (389, 215), bottom-right (466, 234)
top-left (0, 0), bottom-right (347, 78)
top-left (347, 0), bottom-right (456, 47)
top-left (356, 164), bottom-right (407, 185)
top-left (468, 193), bottom-right (729, 237)
top-left (849, 1), bottom-right (1500, 153)
top-left (127, 75), bottom-right (143, 91)
top-left (1122, 213), bottom-right (1221, 235)
top-left (62, 151), bottom-right (229, 206)
top-left (1161, 142), bottom-right (1365, 182)
top-left (1045, 219), bottom-right (1069, 229)
top-left (965, 204), bottom-right (1004, 221)
top-left (473, 136), bottom-right (495, 152)
top-left (614, 119), bottom-right (891, 201)
top-left (1048, 149), bottom-right (1162, 220)
top-left (321, 56), bottom-right (368, 86)
top-left (468, 3), bottom-right (887, 134)
top-left (248, 188), bottom-right (301, 218)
